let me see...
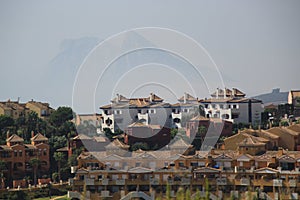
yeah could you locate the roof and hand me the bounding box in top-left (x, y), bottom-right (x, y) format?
top-left (127, 122), bottom-right (161, 129)
top-left (287, 124), bottom-right (300, 133)
top-left (105, 139), bottom-right (129, 149)
top-left (128, 167), bottom-right (153, 173)
top-left (236, 154), bottom-right (253, 161)
top-left (194, 167), bottom-right (221, 173)
top-left (31, 133), bottom-right (48, 142)
top-left (254, 167), bottom-right (279, 174)
top-left (93, 136), bottom-right (109, 143)
top-left (267, 127), bottom-right (299, 136)
top-left (56, 146), bottom-right (69, 152)
top-left (211, 88), bottom-right (246, 98)
top-left (6, 134), bottom-right (24, 143)
top-left (238, 137), bottom-right (265, 147)
top-left (73, 134), bottom-right (92, 140)
top-left (290, 90), bottom-right (300, 98)
top-left (224, 132), bottom-right (269, 150)
top-left (178, 93), bottom-right (198, 102)
top-left (190, 115), bottom-right (210, 121)
top-left (169, 137), bottom-right (192, 149)
top-left (101, 93), bottom-right (165, 109)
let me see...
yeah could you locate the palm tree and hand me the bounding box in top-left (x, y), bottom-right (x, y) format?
top-left (29, 158), bottom-right (40, 186)
top-left (54, 152), bottom-right (65, 181)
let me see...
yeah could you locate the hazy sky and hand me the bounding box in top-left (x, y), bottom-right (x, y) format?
top-left (0, 1), bottom-right (299, 113)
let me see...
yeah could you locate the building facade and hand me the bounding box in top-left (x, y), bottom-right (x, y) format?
top-left (0, 132), bottom-right (50, 188)
top-left (200, 88), bottom-right (263, 125)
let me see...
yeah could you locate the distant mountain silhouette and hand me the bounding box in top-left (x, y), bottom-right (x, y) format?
top-left (42, 37), bottom-right (100, 107)
top-left (252, 88), bottom-right (288, 105)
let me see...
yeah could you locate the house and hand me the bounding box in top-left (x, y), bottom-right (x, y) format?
top-left (266, 127), bottom-right (300, 151)
top-left (224, 131), bottom-right (269, 155)
top-left (186, 115), bottom-right (233, 140)
top-left (0, 132), bottom-right (50, 188)
top-left (200, 88), bottom-right (263, 125)
top-left (100, 93), bottom-right (172, 132)
top-left (124, 122), bottom-right (171, 149)
top-left (171, 93), bottom-right (199, 128)
top-left (0, 100), bottom-right (28, 119)
top-left (25, 100), bottom-right (54, 119)
top-left (288, 90), bottom-right (300, 117)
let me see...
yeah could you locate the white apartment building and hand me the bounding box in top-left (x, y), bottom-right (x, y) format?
top-left (200, 88), bottom-right (263, 125)
top-left (100, 93), bottom-right (173, 133)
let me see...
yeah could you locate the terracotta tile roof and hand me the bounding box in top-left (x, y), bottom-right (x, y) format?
top-left (6, 134), bottom-right (24, 143)
top-left (178, 93), bottom-right (198, 102)
top-left (127, 167), bottom-right (153, 173)
top-left (105, 139), bottom-right (129, 149)
top-left (169, 137), bottom-right (192, 148)
top-left (194, 167), bottom-right (221, 173)
top-left (254, 167), bottom-right (279, 174)
top-left (238, 137), bottom-right (265, 147)
top-left (24, 144), bottom-right (36, 150)
top-left (0, 145), bottom-right (12, 150)
top-left (267, 127), bottom-right (298, 136)
top-left (73, 134), bottom-right (92, 140)
top-left (287, 124), bottom-right (300, 133)
top-left (101, 93), bottom-right (165, 109)
top-left (31, 133), bottom-right (48, 142)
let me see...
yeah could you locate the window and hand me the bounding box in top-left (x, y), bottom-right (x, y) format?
top-left (114, 110), bottom-right (122, 115)
top-left (149, 109), bottom-right (155, 114)
top-left (205, 104), bottom-right (209, 108)
top-left (19, 150), bottom-right (22, 157)
top-left (43, 149), bottom-right (47, 156)
top-left (212, 104), bottom-right (216, 109)
top-left (14, 150), bottom-right (17, 157)
top-left (232, 114), bottom-right (239, 119)
top-left (135, 162), bottom-right (141, 167)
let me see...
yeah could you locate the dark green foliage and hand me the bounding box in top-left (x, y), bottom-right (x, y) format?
top-left (131, 142), bottom-right (149, 151)
top-left (49, 106), bottom-right (74, 127)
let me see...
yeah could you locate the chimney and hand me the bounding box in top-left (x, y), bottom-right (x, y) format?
top-left (31, 131), bottom-right (35, 138)
top-left (150, 93), bottom-right (153, 102)
top-left (258, 125), bottom-right (261, 132)
top-left (277, 147), bottom-right (284, 157)
top-left (184, 92), bottom-right (187, 104)
top-left (216, 88), bottom-right (219, 99)
top-left (224, 87), bottom-right (226, 99)
top-left (210, 148), bottom-right (215, 155)
top-left (6, 130), bottom-right (10, 139)
top-left (232, 88), bottom-right (236, 97)
top-left (116, 94), bottom-right (120, 103)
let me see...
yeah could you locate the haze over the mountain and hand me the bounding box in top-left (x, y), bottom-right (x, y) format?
top-left (252, 88), bottom-right (288, 105)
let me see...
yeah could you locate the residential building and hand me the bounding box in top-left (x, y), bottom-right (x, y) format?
top-left (25, 100), bottom-right (54, 119)
top-left (68, 144), bottom-right (300, 200)
top-left (100, 93), bottom-right (173, 132)
top-left (0, 100), bottom-right (28, 119)
top-left (0, 132), bottom-right (50, 188)
top-left (0, 99), bottom-right (54, 119)
top-left (171, 93), bottom-right (199, 128)
top-left (124, 122), bottom-right (171, 149)
top-left (200, 88), bottom-right (263, 125)
top-left (288, 90), bottom-right (300, 117)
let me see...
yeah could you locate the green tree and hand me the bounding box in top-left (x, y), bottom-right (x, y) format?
top-left (54, 152), bottom-right (65, 181)
top-left (185, 188), bottom-right (191, 200)
top-left (131, 142), bottom-right (149, 151)
top-left (49, 107), bottom-right (73, 127)
top-left (170, 128), bottom-right (178, 139)
top-left (166, 183), bottom-right (171, 200)
top-left (176, 187), bottom-right (184, 200)
top-left (29, 158), bottom-right (40, 186)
